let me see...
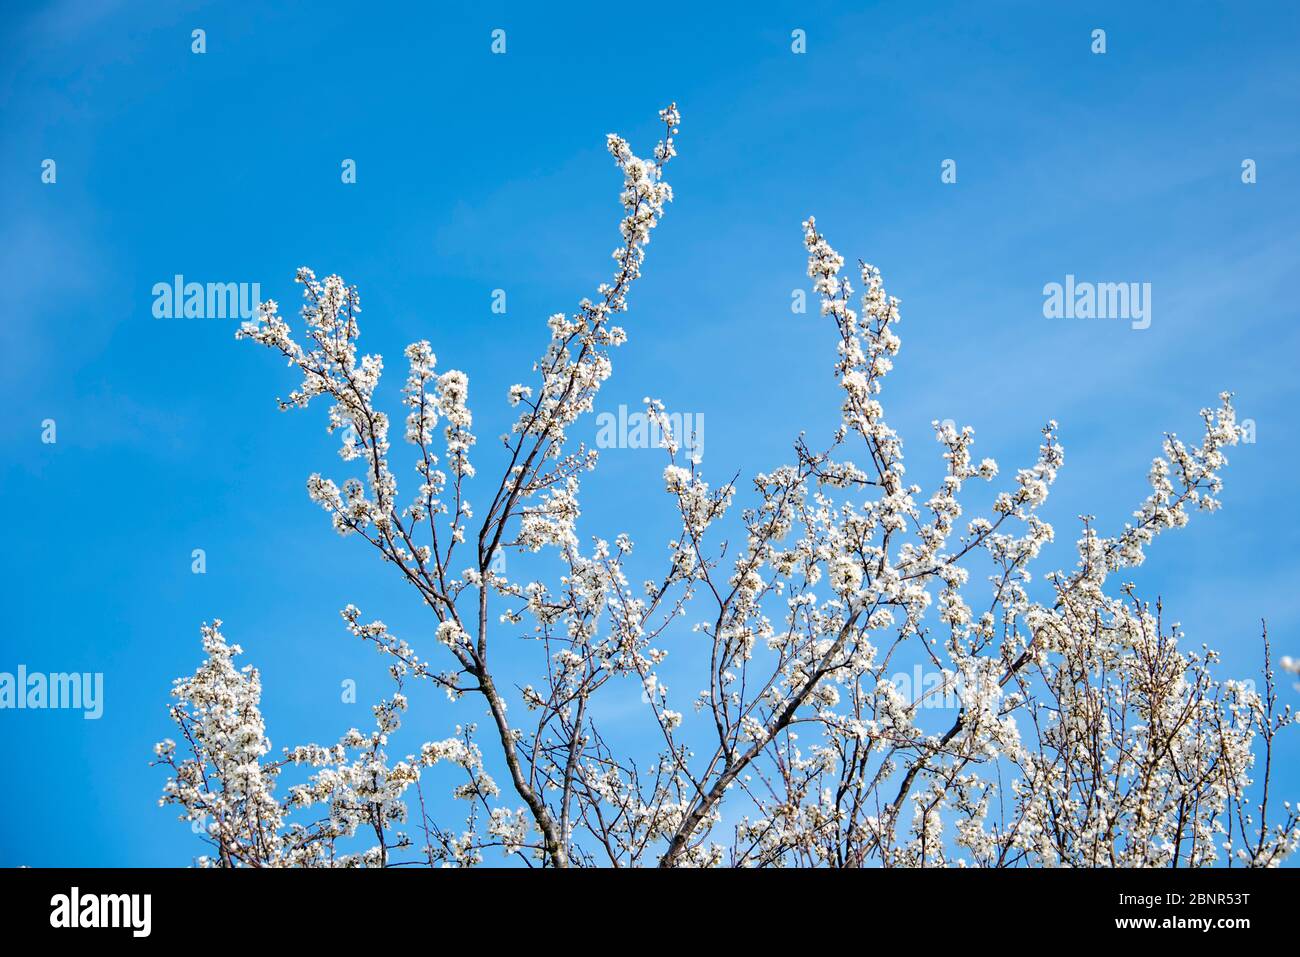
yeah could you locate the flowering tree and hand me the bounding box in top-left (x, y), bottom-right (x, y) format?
top-left (156, 105), bottom-right (1298, 868)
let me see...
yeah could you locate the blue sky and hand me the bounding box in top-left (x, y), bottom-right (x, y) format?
top-left (2, 1), bottom-right (1298, 865)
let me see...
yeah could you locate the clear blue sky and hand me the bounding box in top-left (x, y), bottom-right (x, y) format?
top-left (2, 1), bottom-right (1298, 866)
